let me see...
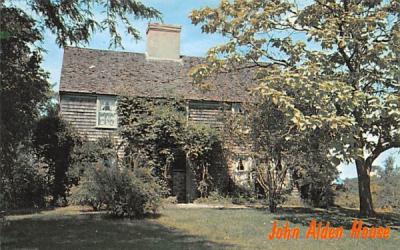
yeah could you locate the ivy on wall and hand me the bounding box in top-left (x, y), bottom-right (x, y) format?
top-left (117, 97), bottom-right (228, 198)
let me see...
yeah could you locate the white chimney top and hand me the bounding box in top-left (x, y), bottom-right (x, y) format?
top-left (146, 23), bottom-right (182, 61)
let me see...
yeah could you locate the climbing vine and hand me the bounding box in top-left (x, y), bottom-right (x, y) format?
top-left (117, 97), bottom-right (227, 197)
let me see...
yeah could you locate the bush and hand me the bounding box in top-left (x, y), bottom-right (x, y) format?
top-left (293, 163), bottom-right (337, 208)
top-left (68, 137), bottom-right (117, 185)
top-left (0, 145), bottom-right (47, 210)
top-left (70, 162), bottom-right (162, 218)
top-left (33, 106), bottom-right (80, 205)
top-left (194, 191), bottom-right (232, 204)
top-left (299, 184), bottom-right (335, 208)
top-left (162, 196), bottom-right (178, 205)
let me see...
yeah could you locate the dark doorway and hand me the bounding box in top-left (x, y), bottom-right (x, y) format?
top-left (172, 153), bottom-right (187, 203)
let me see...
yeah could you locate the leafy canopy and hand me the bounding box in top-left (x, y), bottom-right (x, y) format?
top-left (190, 0), bottom-right (400, 163)
top-left (5, 0), bottom-right (162, 47)
top-left (0, 6), bottom-right (49, 179)
top-left (189, 0), bottom-right (399, 216)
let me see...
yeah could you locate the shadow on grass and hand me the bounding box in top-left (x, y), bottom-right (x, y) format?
top-left (1, 213), bottom-right (233, 250)
top-left (271, 206), bottom-right (400, 230)
top-left (3, 207), bottom-right (56, 216)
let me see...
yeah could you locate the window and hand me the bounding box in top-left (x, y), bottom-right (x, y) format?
top-left (237, 158), bottom-right (245, 171)
top-left (232, 103), bottom-right (244, 114)
top-left (236, 155), bottom-right (248, 171)
top-left (236, 155), bottom-right (255, 172)
top-left (96, 96), bottom-right (117, 128)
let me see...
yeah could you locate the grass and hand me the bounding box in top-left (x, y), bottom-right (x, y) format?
top-left (1, 205), bottom-right (399, 249)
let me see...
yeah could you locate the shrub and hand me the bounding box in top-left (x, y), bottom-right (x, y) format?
top-left (33, 106), bottom-right (80, 205)
top-left (299, 184), bottom-right (335, 208)
top-left (195, 191), bottom-right (232, 204)
top-left (162, 196), bottom-right (178, 205)
top-left (230, 187), bottom-right (260, 205)
top-left (68, 137), bottom-right (118, 185)
top-left (70, 162), bottom-right (162, 218)
top-left (0, 145), bottom-right (47, 210)
top-left (293, 162), bottom-right (338, 208)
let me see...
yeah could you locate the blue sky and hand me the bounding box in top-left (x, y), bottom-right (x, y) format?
top-left (39, 0), bottom-right (399, 179)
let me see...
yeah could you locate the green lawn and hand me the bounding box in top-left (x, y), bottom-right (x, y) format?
top-left (1, 206), bottom-right (399, 249)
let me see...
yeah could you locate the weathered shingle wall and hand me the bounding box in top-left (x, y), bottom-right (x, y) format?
top-left (188, 101), bottom-right (228, 128)
top-left (60, 94), bottom-right (125, 157)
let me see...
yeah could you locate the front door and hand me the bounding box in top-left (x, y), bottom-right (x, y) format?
top-left (172, 170), bottom-right (186, 202)
top-left (172, 153), bottom-right (187, 203)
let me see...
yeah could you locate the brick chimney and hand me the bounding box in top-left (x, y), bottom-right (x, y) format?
top-left (146, 23), bottom-right (182, 61)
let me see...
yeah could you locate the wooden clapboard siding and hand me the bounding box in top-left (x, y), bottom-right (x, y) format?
top-left (188, 100), bottom-right (228, 128)
top-left (60, 93), bottom-right (125, 159)
top-left (61, 95), bottom-right (231, 140)
top-left (60, 93), bottom-right (249, 177)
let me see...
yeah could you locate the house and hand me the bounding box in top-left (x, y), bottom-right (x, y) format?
top-left (59, 23), bottom-right (256, 202)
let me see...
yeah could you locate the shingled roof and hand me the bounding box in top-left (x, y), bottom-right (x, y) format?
top-left (59, 47), bottom-right (256, 102)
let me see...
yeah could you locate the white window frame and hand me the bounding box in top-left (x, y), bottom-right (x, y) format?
top-left (236, 154), bottom-right (248, 172)
top-left (96, 96), bottom-right (118, 129)
top-left (235, 154), bottom-right (255, 173)
top-left (231, 103), bottom-right (244, 114)
top-left (237, 158), bottom-right (245, 172)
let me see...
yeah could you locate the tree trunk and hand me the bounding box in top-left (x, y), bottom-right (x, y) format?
top-left (269, 197), bottom-right (277, 213)
top-left (355, 160), bottom-right (375, 217)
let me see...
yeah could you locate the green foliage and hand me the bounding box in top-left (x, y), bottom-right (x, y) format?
top-left (0, 6), bottom-right (50, 209)
top-left (118, 97), bottom-right (186, 188)
top-left (185, 123), bottom-right (226, 197)
top-left (190, 0), bottom-right (400, 216)
top-left (69, 137), bottom-right (163, 218)
top-left (292, 130), bottom-right (339, 208)
top-left (227, 99), bottom-right (304, 212)
top-left (295, 164), bottom-right (336, 208)
top-left (70, 162), bottom-right (162, 218)
top-left (68, 137), bottom-right (120, 209)
top-left (0, 0), bottom-right (161, 210)
top-left (69, 137), bottom-right (118, 185)
top-left (0, 6), bottom-right (50, 204)
top-left (5, 0), bottom-right (161, 48)
top-left (118, 97), bottom-right (226, 198)
top-left (225, 95), bottom-right (339, 210)
top-left (33, 106), bottom-right (80, 205)
top-left (0, 145), bottom-right (47, 210)
top-left (379, 155), bottom-right (400, 179)
top-left (374, 155), bottom-right (400, 211)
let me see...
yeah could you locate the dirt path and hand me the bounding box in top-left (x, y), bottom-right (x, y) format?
top-left (170, 203), bottom-right (249, 209)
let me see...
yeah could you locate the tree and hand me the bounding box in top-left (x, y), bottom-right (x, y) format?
top-left (227, 97), bottom-right (338, 212)
top-left (5, 0), bottom-right (161, 47)
top-left (382, 155), bottom-right (399, 178)
top-left (292, 129), bottom-right (339, 208)
top-left (375, 155), bottom-right (400, 210)
top-left (0, 6), bottom-right (49, 206)
top-left (246, 100), bottom-right (302, 212)
top-left (33, 105), bottom-right (80, 205)
top-left (1, 0), bottom-right (161, 151)
top-left (1, 0), bottom-right (161, 153)
top-left (190, 0), bottom-right (400, 216)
